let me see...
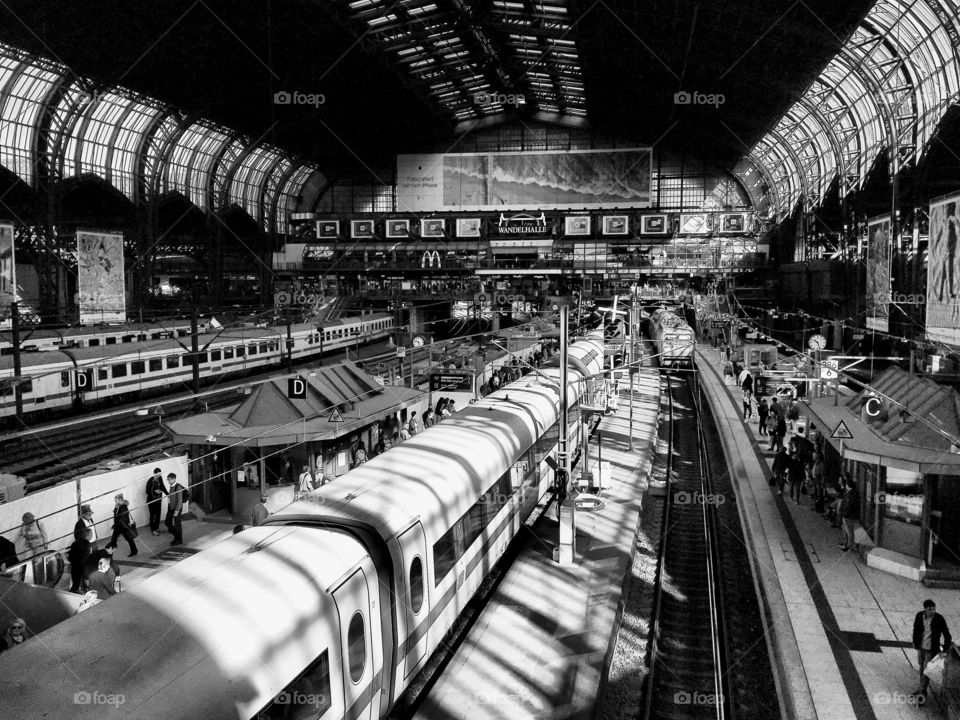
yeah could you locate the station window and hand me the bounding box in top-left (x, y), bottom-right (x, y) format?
top-left (98, 368), bottom-right (108, 381)
top-left (210, 350), bottom-right (222, 362)
top-left (347, 612), bottom-right (366, 683)
top-left (256, 649), bottom-right (332, 720)
top-left (131, 361), bottom-right (145, 375)
top-left (410, 556), bottom-right (424, 614)
top-left (112, 364), bottom-right (128, 378)
top-left (149, 359), bottom-right (163, 372)
top-left (166, 356), bottom-right (180, 369)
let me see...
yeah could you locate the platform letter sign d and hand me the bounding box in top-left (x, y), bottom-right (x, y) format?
top-left (74, 370), bottom-right (90, 390)
top-left (288, 376), bottom-right (307, 400)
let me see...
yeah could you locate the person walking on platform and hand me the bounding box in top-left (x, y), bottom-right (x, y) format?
top-left (787, 450), bottom-right (805, 505)
top-left (771, 447), bottom-right (789, 496)
top-left (839, 476), bottom-right (860, 552)
top-left (742, 388), bottom-right (753, 421)
top-left (110, 494), bottom-right (138, 557)
top-left (770, 414), bottom-right (787, 453)
top-left (757, 398), bottom-right (769, 436)
top-left (145, 468), bottom-right (167, 536)
top-left (165, 473), bottom-right (185, 546)
top-left (913, 599), bottom-right (952, 699)
top-left (67, 529), bottom-right (93, 593)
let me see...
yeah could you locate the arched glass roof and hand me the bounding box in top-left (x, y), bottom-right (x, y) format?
top-left (0, 41), bottom-right (318, 233)
top-left (744, 0), bottom-right (960, 218)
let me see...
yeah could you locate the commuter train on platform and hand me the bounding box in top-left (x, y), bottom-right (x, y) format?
top-left (0, 332), bottom-right (607, 720)
top-left (0, 313), bottom-right (395, 422)
top-left (648, 307), bottom-right (696, 367)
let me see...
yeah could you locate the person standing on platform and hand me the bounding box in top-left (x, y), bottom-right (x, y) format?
top-left (787, 449), bottom-right (805, 505)
top-left (110, 494), bottom-right (137, 557)
top-left (297, 465), bottom-right (315, 498)
top-left (145, 468), bottom-right (167, 536)
top-left (252, 495), bottom-right (269, 527)
top-left (67, 529), bottom-right (92, 593)
top-left (757, 398), bottom-right (769, 435)
top-left (408, 411), bottom-right (421, 436)
top-left (913, 599), bottom-right (952, 699)
top-left (839, 476), bottom-right (860, 552)
top-left (772, 447), bottom-right (789, 496)
top-left (74, 505), bottom-right (97, 547)
top-left (742, 388), bottom-right (753, 421)
top-left (165, 473), bottom-right (185, 547)
top-left (770, 414), bottom-right (787, 453)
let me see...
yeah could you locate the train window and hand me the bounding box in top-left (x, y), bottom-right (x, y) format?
top-left (122, 335), bottom-right (135, 343)
top-left (21, 378), bottom-right (33, 394)
top-left (151, 333), bottom-right (161, 340)
top-left (236, 346), bottom-right (245, 357)
top-left (256, 649), bottom-right (332, 720)
top-left (223, 347), bottom-right (233, 359)
top-left (112, 364), bottom-right (127, 378)
top-left (410, 556), bottom-right (424, 614)
top-left (89, 338), bottom-right (100, 346)
top-left (106, 337), bottom-right (117, 345)
top-left (166, 356), bottom-right (180, 369)
top-left (347, 611), bottom-right (366, 683)
top-left (197, 352), bottom-right (209, 364)
top-left (131, 361), bottom-right (145, 375)
top-left (249, 345), bottom-right (258, 355)
top-left (260, 343), bottom-right (270, 353)
top-left (149, 359), bottom-right (163, 372)
top-left (60, 372), bottom-right (69, 388)
top-left (433, 527), bottom-right (457, 585)
top-left (98, 368), bottom-right (108, 381)
top-left (210, 350), bottom-right (221, 362)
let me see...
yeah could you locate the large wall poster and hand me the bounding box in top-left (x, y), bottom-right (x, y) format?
top-left (397, 148), bottom-right (652, 212)
top-left (865, 215), bottom-right (891, 332)
top-left (0, 223), bottom-right (14, 326)
top-left (926, 194), bottom-right (960, 345)
top-left (77, 231), bottom-right (125, 324)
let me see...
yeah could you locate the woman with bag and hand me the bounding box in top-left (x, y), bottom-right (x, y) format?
top-left (110, 494), bottom-right (138, 557)
top-left (17, 512), bottom-right (47, 556)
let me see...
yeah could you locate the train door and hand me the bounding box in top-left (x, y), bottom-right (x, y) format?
top-left (331, 563), bottom-right (382, 720)
top-left (397, 522), bottom-right (429, 679)
top-left (72, 369), bottom-right (93, 408)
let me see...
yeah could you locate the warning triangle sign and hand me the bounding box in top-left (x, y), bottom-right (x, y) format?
top-left (328, 407), bottom-right (344, 423)
top-left (831, 420), bottom-right (853, 439)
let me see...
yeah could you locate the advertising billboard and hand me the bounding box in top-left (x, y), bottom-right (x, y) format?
top-left (926, 193), bottom-right (960, 345)
top-left (0, 223), bottom-right (14, 326)
top-left (865, 215), bottom-right (891, 332)
top-left (397, 148), bottom-right (652, 212)
top-left (77, 231), bottom-right (125, 324)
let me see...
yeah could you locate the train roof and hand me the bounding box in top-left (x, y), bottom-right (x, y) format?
top-left (0, 526), bottom-right (366, 719)
top-left (0, 350), bottom-right (74, 370)
top-left (270, 334), bottom-right (606, 542)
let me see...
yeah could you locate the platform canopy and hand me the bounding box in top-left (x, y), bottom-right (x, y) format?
top-left (164, 361), bottom-right (423, 447)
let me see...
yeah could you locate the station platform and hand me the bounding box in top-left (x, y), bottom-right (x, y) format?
top-left (696, 347), bottom-right (960, 720)
top-left (412, 368), bottom-right (662, 720)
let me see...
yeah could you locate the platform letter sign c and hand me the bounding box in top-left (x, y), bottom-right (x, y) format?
top-left (864, 396), bottom-right (881, 417)
top-left (288, 376), bottom-right (307, 400)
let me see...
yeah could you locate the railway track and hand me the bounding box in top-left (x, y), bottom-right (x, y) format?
top-left (643, 369), bottom-right (778, 720)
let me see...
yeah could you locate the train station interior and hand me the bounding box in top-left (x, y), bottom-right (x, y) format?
top-left (3, 2), bottom-right (960, 719)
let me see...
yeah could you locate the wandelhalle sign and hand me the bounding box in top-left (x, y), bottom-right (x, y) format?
top-left (488, 212), bottom-right (553, 236)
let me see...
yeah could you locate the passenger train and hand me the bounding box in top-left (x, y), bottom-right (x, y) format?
top-left (0, 313), bottom-right (395, 421)
top-left (648, 307), bottom-right (696, 367)
top-left (0, 321), bottom-right (195, 354)
top-left (0, 332), bottom-right (608, 720)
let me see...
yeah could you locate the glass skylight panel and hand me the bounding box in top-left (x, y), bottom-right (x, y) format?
top-left (0, 60), bottom-right (59, 184)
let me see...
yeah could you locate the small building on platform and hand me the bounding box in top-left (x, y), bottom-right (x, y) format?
top-left (802, 367), bottom-right (960, 582)
top-left (164, 361), bottom-right (427, 524)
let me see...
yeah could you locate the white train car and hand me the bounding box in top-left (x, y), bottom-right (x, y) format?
top-left (649, 308), bottom-right (695, 367)
top-left (0, 313), bottom-right (394, 420)
top-left (0, 332), bottom-right (607, 720)
top-left (0, 321), bottom-right (195, 354)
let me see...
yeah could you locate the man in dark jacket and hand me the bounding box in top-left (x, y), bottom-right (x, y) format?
top-left (145, 468), bottom-right (167, 536)
top-left (67, 529), bottom-right (92, 593)
top-left (913, 599), bottom-right (952, 697)
top-left (165, 473), bottom-right (185, 546)
top-left (840, 477), bottom-right (860, 551)
top-left (110, 494), bottom-right (137, 557)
